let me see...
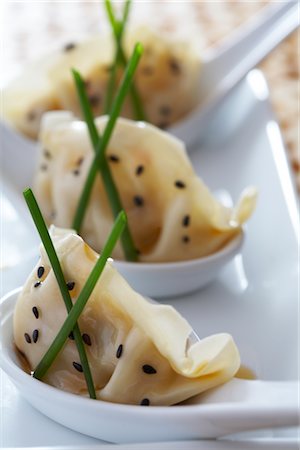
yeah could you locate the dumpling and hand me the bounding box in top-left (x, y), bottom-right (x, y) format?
top-left (34, 112), bottom-right (257, 262)
top-left (123, 25), bottom-right (201, 128)
top-left (3, 25), bottom-right (200, 139)
top-left (2, 56), bottom-right (61, 140)
top-left (2, 35), bottom-right (114, 140)
top-left (14, 226), bottom-right (240, 406)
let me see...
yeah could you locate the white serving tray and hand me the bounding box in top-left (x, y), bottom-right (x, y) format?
top-left (0, 69), bottom-right (299, 447)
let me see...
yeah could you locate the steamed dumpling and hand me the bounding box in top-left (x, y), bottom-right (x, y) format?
top-left (2, 35), bottom-right (113, 140)
top-left (34, 112), bottom-right (257, 262)
top-left (3, 25), bottom-right (200, 139)
top-left (123, 25), bottom-right (201, 128)
top-left (14, 227), bottom-right (240, 406)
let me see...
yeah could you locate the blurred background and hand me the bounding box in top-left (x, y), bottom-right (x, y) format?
top-left (1, 0), bottom-right (299, 190)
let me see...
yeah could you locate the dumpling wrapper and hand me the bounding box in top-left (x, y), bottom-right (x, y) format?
top-left (35, 112), bottom-right (257, 262)
top-left (2, 56), bottom-right (61, 139)
top-left (3, 25), bottom-right (201, 139)
top-left (14, 227), bottom-right (240, 406)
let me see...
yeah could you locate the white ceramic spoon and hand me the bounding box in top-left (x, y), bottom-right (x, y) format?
top-left (114, 230), bottom-right (243, 298)
top-left (1, 0), bottom-right (298, 152)
top-left (169, 0), bottom-right (299, 148)
top-left (0, 288), bottom-right (298, 443)
top-left (0, 162), bottom-right (244, 298)
top-left (0, 114), bottom-right (248, 298)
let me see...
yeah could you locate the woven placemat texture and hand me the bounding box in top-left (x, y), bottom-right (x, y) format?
top-left (2, 1), bottom-right (299, 190)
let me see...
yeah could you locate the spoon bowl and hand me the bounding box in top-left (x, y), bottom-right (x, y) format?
top-left (114, 231), bottom-right (244, 298)
top-left (0, 118), bottom-right (248, 298)
top-left (1, 288), bottom-right (298, 443)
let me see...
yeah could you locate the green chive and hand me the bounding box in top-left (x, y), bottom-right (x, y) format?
top-left (120, 0), bottom-right (131, 35)
top-left (103, 51), bottom-right (119, 114)
top-left (72, 43), bottom-right (142, 240)
top-left (118, 48), bottom-right (146, 121)
top-left (104, 0), bottom-right (146, 121)
top-left (72, 71), bottom-right (98, 148)
top-left (105, 0), bottom-right (131, 41)
top-left (23, 188), bottom-right (96, 399)
top-left (33, 211), bottom-right (126, 380)
top-left (104, 0), bottom-right (120, 37)
top-left (103, 0), bottom-right (131, 114)
top-left (72, 69), bottom-right (137, 262)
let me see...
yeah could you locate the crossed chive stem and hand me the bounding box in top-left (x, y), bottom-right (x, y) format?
top-left (72, 42), bottom-right (143, 262)
top-left (24, 188), bottom-right (126, 394)
top-left (104, 0), bottom-right (146, 121)
top-left (103, 0), bottom-right (129, 114)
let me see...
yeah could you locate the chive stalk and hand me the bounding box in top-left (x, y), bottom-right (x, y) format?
top-left (72, 69), bottom-right (137, 262)
top-left (104, 0), bottom-right (120, 37)
top-left (103, 0), bottom-right (131, 114)
top-left (23, 188), bottom-right (96, 399)
top-left (72, 43), bottom-right (142, 246)
top-left (72, 70), bottom-right (99, 148)
top-left (103, 52), bottom-right (119, 114)
top-left (117, 48), bottom-right (146, 121)
top-left (104, 0), bottom-right (146, 121)
top-left (33, 211), bottom-right (127, 380)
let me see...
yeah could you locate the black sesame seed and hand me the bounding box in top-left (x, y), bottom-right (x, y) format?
top-left (32, 329), bottom-right (39, 343)
top-left (82, 333), bottom-right (92, 346)
top-left (141, 66), bottom-right (154, 76)
top-left (142, 364), bottom-right (157, 374)
top-left (140, 398), bottom-right (150, 406)
top-left (133, 195), bottom-right (144, 207)
top-left (72, 362), bottom-right (83, 372)
top-left (116, 344), bottom-right (123, 359)
top-left (169, 58), bottom-right (181, 75)
top-left (34, 281), bottom-right (41, 288)
top-left (174, 180), bottom-right (186, 189)
top-left (44, 149), bottom-right (52, 159)
top-left (159, 105), bottom-right (171, 116)
top-left (77, 157), bottom-right (84, 166)
top-left (27, 110), bottom-right (36, 121)
top-left (182, 215), bottom-right (190, 227)
top-left (182, 235), bottom-right (190, 243)
top-left (72, 169), bottom-right (80, 176)
top-left (84, 79), bottom-right (91, 89)
top-left (64, 42), bottom-right (76, 52)
top-left (37, 266), bottom-right (45, 279)
top-left (135, 165), bottom-right (144, 176)
top-left (108, 154), bottom-right (120, 163)
top-left (67, 281), bottom-right (75, 291)
top-left (104, 64), bottom-right (113, 73)
top-left (88, 94), bottom-right (101, 107)
top-left (40, 164), bottom-right (48, 171)
top-left (69, 331), bottom-right (75, 340)
top-left (158, 122), bottom-right (169, 130)
top-left (32, 306), bottom-right (39, 319)
top-left (24, 333), bottom-right (31, 344)
top-left (50, 210), bottom-right (56, 220)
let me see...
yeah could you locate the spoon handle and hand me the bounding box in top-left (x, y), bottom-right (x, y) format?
top-left (200, 0), bottom-right (299, 100)
top-left (197, 378), bottom-right (297, 406)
